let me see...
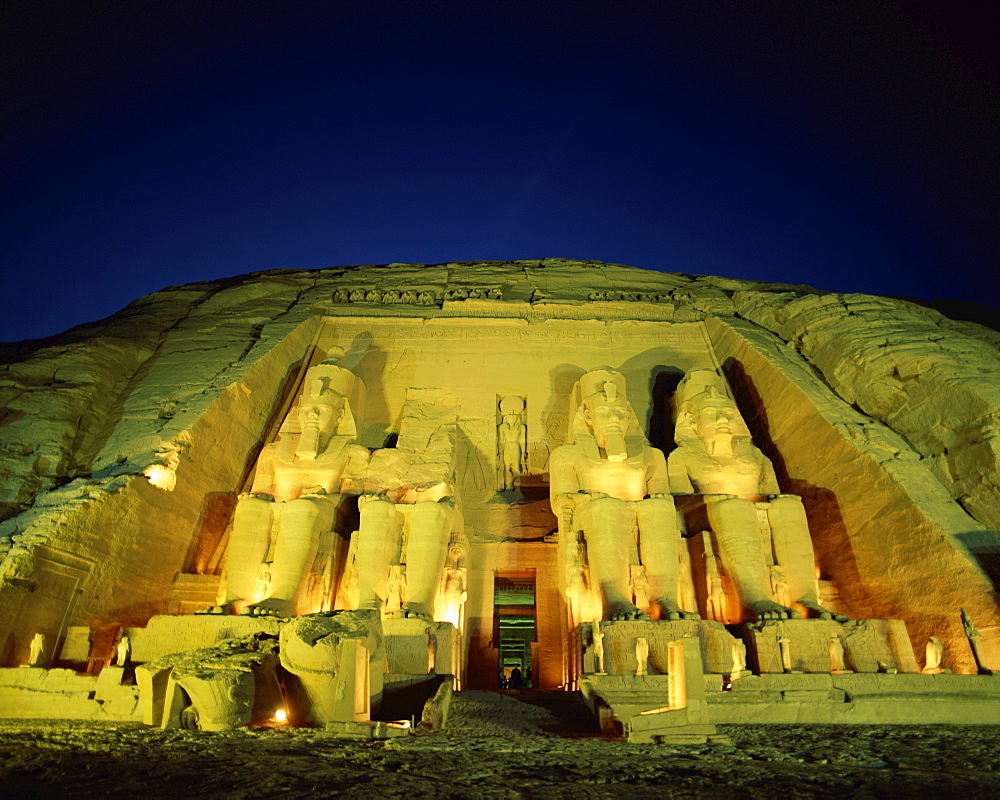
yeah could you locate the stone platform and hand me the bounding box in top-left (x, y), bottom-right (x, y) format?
top-left (2, 612), bottom-right (461, 731)
top-left (578, 618), bottom-right (737, 676)
top-left (128, 614), bottom-right (283, 664)
top-left (0, 666), bottom-right (141, 721)
top-left (743, 618), bottom-right (919, 674)
top-left (577, 617), bottom-right (1000, 738)
top-left (583, 670), bottom-right (1000, 729)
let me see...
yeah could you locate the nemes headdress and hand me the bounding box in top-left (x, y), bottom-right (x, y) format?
top-left (568, 367), bottom-right (646, 448)
top-left (293, 348), bottom-right (363, 437)
top-left (673, 369), bottom-right (751, 446)
top-left (576, 368), bottom-right (627, 406)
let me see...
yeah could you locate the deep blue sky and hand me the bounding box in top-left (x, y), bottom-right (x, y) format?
top-left (2, 1), bottom-right (998, 343)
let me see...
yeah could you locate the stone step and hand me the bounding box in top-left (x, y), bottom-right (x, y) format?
top-left (447, 690), bottom-right (605, 737)
top-left (498, 690), bottom-right (602, 736)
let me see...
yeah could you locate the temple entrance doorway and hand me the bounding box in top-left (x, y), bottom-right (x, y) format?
top-left (494, 570), bottom-right (536, 689)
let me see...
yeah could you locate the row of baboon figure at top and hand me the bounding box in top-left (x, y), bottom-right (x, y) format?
top-left (199, 348), bottom-right (845, 629)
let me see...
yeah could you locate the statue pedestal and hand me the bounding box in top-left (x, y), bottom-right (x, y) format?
top-left (577, 619), bottom-right (737, 678)
top-left (582, 637), bottom-right (722, 743)
top-left (129, 614), bottom-right (283, 664)
top-left (383, 618), bottom-right (459, 676)
top-left (743, 618), bottom-right (919, 674)
top-left (279, 610), bottom-right (384, 726)
top-left (379, 619), bottom-right (460, 724)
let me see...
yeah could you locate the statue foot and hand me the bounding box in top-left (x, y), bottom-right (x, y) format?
top-left (195, 602), bottom-right (236, 615)
top-left (395, 604), bottom-right (434, 622)
top-left (801, 602), bottom-right (849, 623)
top-left (243, 598), bottom-right (294, 618)
top-left (750, 600), bottom-right (801, 621)
top-left (358, 596), bottom-right (386, 614)
top-left (606, 602), bottom-right (649, 621)
top-left (654, 597), bottom-right (700, 621)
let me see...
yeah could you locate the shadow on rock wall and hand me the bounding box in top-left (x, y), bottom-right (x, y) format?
top-left (722, 357), bottom-right (878, 620)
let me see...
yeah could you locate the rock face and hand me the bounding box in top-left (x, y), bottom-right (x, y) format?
top-left (0, 259), bottom-right (997, 679)
top-left (733, 291), bottom-right (1000, 530)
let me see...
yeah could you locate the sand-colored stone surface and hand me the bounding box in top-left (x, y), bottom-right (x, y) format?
top-left (2, 693), bottom-right (1000, 797)
top-left (0, 258), bottom-right (997, 694)
top-left (733, 290), bottom-right (1000, 530)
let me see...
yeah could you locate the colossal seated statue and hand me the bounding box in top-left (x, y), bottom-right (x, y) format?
top-left (668, 369), bottom-right (846, 622)
top-left (550, 368), bottom-right (695, 623)
top-left (341, 389), bottom-right (461, 622)
top-left (203, 353), bottom-right (369, 617)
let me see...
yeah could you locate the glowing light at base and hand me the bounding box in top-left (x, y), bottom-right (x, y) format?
top-left (273, 708), bottom-right (287, 723)
top-left (438, 604), bottom-right (461, 629)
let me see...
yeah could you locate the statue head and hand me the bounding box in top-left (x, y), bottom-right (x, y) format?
top-left (691, 386), bottom-right (738, 446)
top-left (448, 541), bottom-right (465, 563)
top-left (292, 351), bottom-right (361, 458)
top-left (297, 381), bottom-right (345, 436)
top-left (571, 368), bottom-right (641, 461)
top-left (499, 395), bottom-right (524, 425)
top-left (674, 370), bottom-right (751, 451)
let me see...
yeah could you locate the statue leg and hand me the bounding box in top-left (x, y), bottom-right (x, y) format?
top-left (707, 496), bottom-right (799, 621)
top-left (579, 496), bottom-right (647, 621)
top-left (399, 501), bottom-right (454, 620)
top-left (768, 495), bottom-right (847, 621)
top-left (247, 494), bottom-right (337, 617)
top-left (356, 495), bottom-right (401, 613)
top-left (213, 494), bottom-right (273, 612)
top-left (636, 497), bottom-right (698, 620)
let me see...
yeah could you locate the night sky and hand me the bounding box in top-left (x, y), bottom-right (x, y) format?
top-left (2, 1), bottom-right (998, 344)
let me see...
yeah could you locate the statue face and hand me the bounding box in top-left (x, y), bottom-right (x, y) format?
top-left (583, 396), bottom-right (629, 447)
top-left (298, 396), bottom-right (343, 435)
top-left (694, 399), bottom-right (737, 442)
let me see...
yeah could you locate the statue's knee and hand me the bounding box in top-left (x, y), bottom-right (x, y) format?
top-left (586, 495), bottom-right (625, 516)
top-left (284, 495), bottom-right (332, 523)
top-left (410, 501), bottom-right (451, 527)
top-left (712, 495), bottom-right (744, 510)
top-left (360, 496), bottom-right (396, 524)
top-left (288, 495), bottom-right (328, 512)
top-left (641, 496), bottom-right (674, 515)
top-left (710, 495), bottom-right (753, 517)
top-left (769, 494), bottom-right (805, 515)
top-left (236, 494), bottom-right (272, 513)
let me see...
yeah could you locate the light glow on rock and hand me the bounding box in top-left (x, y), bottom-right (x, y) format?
top-left (143, 463), bottom-right (176, 491)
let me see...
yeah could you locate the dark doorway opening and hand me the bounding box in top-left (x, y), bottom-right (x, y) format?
top-left (494, 570), bottom-right (536, 689)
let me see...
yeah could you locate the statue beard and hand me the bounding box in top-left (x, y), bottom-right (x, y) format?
top-left (598, 428), bottom-right (628, 462)
top-left (296, 423), bottom-right (323, 460)
top-left (705, 430), bottom-right (734, 456)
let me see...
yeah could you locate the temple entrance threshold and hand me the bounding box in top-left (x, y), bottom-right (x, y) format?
top-left (494, 571), bottom-right (536, 689)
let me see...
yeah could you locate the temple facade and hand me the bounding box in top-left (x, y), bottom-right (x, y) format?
top-left (1, 260), bottom-right (998, 734)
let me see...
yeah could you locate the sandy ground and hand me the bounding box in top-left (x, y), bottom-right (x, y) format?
top-left (2, 691), bottom-right (999, 798)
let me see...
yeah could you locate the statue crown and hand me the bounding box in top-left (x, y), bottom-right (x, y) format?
top-left (578, 368), bottom-right (626, 403)
top-left (303, 361), bottom-right (356, 401)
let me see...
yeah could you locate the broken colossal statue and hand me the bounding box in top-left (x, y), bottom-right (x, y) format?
top-left (668, 369), bottom-right (845, 623)
top-left (341, 389), bottom-right (462, 622)
top-left (205, 351), bottom-right (369, 617)
top-left (550, 368), bottom-right (695, 623)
